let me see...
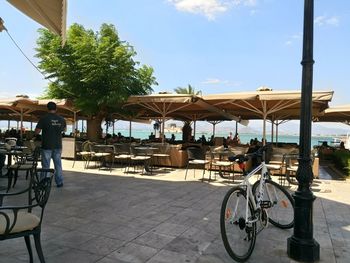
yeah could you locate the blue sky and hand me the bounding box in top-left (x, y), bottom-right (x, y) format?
top-left (0, 0), bottom-right (349, 134)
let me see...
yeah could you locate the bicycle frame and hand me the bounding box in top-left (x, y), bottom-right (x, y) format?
top-left (239, 161), bottom-right (269, 224)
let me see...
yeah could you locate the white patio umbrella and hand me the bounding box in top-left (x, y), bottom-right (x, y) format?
top-left (203, 89), bottom-right (334, 145)
top-left (7, 0), bottom-right (67, 44)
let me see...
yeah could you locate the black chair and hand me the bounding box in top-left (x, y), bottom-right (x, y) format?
top-left (209, 147), bottom-right (234, 182)
top-left (0, 168), bottom-right (54, 263)
top-left (185, 147), bottom-right (210, 181)
top-left (7, 146), bottom-right (41, 191)
top-left (113, 143), bottom-right (132, 171)
top-left (72, 141), bottom-right (92, 168)
top-left (127, 145), bottom-right (152, 174)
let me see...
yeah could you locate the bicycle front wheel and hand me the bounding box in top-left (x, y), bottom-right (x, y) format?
top-left (220, 187), bottom-right (256, 262)
top-left (252, 179), bottom-right (295, 229)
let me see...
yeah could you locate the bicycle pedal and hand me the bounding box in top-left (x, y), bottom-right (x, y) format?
top-left (260, 209), bottom-right (269, 228)
top-left (260, 200), bottom-right (272, 209)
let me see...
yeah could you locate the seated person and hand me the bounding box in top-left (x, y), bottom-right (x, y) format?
top-left (149, 132), bottom-right (156, 140)
top-left (339, 141), bottom-right (345, 149)
top-left (232, 133), bottom-right (241, 145)
top-left (170, 133), bottom-right (176, 142)
top-left (199, 135), bottom-right (207, 143)
top-left (226, 132), bottom-right (233, 144)
top-left (338, 141), bottom-right (349, 152)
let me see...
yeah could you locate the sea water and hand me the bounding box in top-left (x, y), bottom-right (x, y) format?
top-left (116, 129), bottom-right (332, 148)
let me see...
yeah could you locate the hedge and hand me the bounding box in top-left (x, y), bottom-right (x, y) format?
top-left (332, 150), bottom-right (350, 176)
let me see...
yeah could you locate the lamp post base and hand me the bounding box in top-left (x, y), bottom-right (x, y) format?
top-left (287, 236), bottom-right (320, 262)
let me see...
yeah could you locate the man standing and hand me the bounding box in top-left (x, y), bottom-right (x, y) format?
top-left (35, 102), bottom-right (66, 187)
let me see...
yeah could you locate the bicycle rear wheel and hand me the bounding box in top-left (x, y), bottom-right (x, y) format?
top-left (220, 187), bottom-right (256, 262)
top-left (252, 179), bottom-right (294, 229)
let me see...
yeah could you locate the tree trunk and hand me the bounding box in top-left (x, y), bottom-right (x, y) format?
top-left (87, 117), bottom-right (103, 142)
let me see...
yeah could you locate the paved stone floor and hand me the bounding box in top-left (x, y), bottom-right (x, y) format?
top-left (0, 160), bottom-right (349, 263)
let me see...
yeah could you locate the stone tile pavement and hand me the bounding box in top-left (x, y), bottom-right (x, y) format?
top-left (0, 160), bottom-right (349, 263)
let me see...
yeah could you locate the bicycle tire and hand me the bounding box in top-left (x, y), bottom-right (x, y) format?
top-left (220, 186), bottom-right (256, 262)
top-left (252, 179), bottom-right (294, 229)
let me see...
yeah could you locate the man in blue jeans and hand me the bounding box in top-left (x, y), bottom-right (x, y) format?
top-left (35, 101), bottom-right (66, 187)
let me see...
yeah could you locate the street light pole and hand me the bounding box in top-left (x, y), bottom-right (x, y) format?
top-left (287, 0), bottom-right (320, 261)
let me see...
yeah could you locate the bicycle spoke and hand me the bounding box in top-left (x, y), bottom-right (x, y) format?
top-left (220, 187), bottom-right (256, 262)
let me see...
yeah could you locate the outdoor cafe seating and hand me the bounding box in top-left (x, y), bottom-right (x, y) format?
top-left (185, 147), bottom-right (210, 181)
top-left (0, 168), bottom-right (54, 263)
top-left (6, 146), bottom-right (41, 192)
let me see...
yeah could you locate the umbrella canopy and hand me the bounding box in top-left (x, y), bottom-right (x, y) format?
top-left (125, 93), bottom-right (247, 123)
top-left (0, 97), bottom-right (77, 126)
top-left (7, 0), bottom-right (67, 43)
top-left (315, 104), bottom-right (350, 124)
top-left (203, 90), bottom-right (333, 120)
top-left (125, 93), bottom-right (248, 141)
top-left (202, 89), bottom-right (334, 143)
top-left (125, 93), bottom-right (248, 142)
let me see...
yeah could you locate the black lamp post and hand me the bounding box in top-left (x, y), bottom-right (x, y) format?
top-left (287, 0), bottom-right (320, 261)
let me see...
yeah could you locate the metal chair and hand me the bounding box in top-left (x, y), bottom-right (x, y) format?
top-left (72, 141), bottom-right (92, 168)
top-left (209, 147), bottom-right (234, 181)
top-left (152, 144), bottom-right (171, 167)
top-left (127, 145), bottom-right (152, 174)
top-left (185, 147), bottom-right (210, 181)
top-left (113, 143), bottom-right (132, 171)
top-left (0, 168), bottom-right (54, 263)
top-left (7, 146), bottom-right (41, 191)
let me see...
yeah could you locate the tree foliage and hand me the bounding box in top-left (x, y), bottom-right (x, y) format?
top-left (35, 23), bottom-right (157, 117)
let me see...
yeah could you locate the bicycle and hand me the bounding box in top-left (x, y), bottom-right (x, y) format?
top-left (220, 147), bottom-right (295, 262)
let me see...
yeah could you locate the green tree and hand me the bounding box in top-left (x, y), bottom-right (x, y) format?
top-left (35, 23), bottom-right (157, 140)
top-left (174, 84), bottom-right (201, 95)
top-left (173, 84), bottom-right (201, 142)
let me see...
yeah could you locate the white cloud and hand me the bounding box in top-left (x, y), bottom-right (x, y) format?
top-left (202, 78), bottom-right (229, 84)
top-left (168, 0), bottom-right (257, 20)
top-left (284, 33), bottom-right (301, 46)
top-left (315, 15), bottom-right (339, 27)
top-left (201, 78), bottom-right (243, 88)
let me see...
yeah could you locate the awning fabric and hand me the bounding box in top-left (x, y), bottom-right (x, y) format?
top-left (316, 104), bottom-right (350, 123)
top-left (7, 0), bottom-right (67, 44)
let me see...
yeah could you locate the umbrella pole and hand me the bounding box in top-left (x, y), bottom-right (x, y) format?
top-left (8, 120), bottom-right (10, 130)
top-left (162, 115), bottom-right (165, 144)
top-left (262, 101), bottom-right (267, 146)
top-left (73, 112), bottom-right (77, 138)
top-left (129, 120), bottom-right (132, 141)
top-left (193, 115), bottom-right (197, 141)
top-left (212, 123), bottom-right (216, 137)
top-left (271, 120), bottom-right (274, 143)
top-left (20, 108), bottom-right (23, 140)
top-left (30, 122), bottom-right (33, 131)
top-left (276, 122), bottom-right (279, 146)
top-left (235, 121), bottom-right (238, 135)
top-left (262, 114), bottom-right (267, 146)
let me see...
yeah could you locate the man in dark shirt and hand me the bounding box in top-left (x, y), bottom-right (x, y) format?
top-left (35, 102), bottom-right (66, 187)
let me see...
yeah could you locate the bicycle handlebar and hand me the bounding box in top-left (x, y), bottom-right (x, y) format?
top-left (228, 145), bottom-right (268, 164)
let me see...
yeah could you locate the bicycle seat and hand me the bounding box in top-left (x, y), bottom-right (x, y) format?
top-left (228, 154), bottom-right (249, 164)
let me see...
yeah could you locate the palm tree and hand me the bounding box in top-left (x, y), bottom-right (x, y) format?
top-left (174, 84), bottom-right (201, 95)
top-left (173, 84), bottom-right (201, 142)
